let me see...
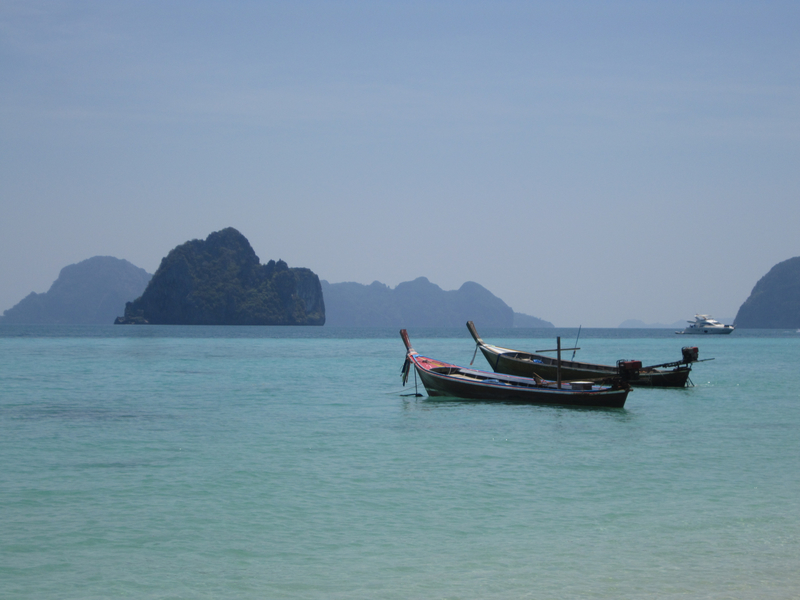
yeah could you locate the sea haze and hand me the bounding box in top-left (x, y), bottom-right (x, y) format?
top-left (2, 326), bottom-right (799, 599)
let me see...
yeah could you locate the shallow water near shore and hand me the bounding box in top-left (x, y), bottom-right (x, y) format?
top-left (2, 325), bottom-right (799, 599)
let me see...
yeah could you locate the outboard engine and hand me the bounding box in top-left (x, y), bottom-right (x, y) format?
top-left (617, 360), bottom-right (642, 381)
top-left (681, 346), bottom-right (699, 363)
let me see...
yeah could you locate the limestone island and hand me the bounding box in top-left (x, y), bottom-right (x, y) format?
top-left (734, 256), bottom-right (800, 329)
top-left (116, 228), bottom-right (325, 325)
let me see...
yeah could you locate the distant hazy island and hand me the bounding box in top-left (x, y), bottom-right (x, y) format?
top-left (1, 234), bottom-right (551, 328)
top-left (23, 244), bottom-right (799, 329)
top-left (321, 277), bottom-right (553, 328)
top-left (735, 256), bottom-right (800, 328)
top-left (116, 228), bottom-right (325, 325)
top-left (0, 256), bottom-right (151, 325)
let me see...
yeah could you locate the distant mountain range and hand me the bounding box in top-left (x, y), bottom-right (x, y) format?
top-left (14, 241), bottom-right (798, 329)
top-left (0, 256), bottom-right (151, 325)
top-left (321, 277), bottom-right (552, 328)
top-left (2, 239), bottom-right (550, 327)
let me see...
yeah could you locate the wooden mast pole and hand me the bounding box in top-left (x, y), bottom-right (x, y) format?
top-left (536, 338), bottom-right (580, 390)
top-left (557, 337), bottom-right (561, 389)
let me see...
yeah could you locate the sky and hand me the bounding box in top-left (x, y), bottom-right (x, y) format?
top-left (2, 1), bottom-right (799, 326)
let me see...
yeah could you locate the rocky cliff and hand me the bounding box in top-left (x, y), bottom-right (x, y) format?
top-left (321, 277), bottom-right (551, 328)
top-left (116, 228), bottom-right (325, 325)
top-left (734, 256), bottom-right (800, 328)
top-left (1, 256), bottom-right (151, 324)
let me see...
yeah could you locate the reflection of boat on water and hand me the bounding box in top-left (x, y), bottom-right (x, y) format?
top-left (467, 321), bottom-right (699, 388)
top-left (400, 329), bottom-right (631, 408)
top-left (677, 314), bottom-right (734, 335)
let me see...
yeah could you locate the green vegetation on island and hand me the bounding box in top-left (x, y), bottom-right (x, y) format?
top-left (734, 256), bottom-right (800, 328)
top-left (116, 228), bottom-right (325, 325)
top-left (1, 256), bottom-right (151, 325)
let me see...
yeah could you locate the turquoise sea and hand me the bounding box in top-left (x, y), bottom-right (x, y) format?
top-left (2, 325), bottom-right (799, 599)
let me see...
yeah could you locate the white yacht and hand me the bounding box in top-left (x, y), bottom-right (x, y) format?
top-left (677, 314), bottom-right (735, 335)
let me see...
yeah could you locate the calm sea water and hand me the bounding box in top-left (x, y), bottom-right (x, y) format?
top-left (2, 325), bottom-right (799, 599)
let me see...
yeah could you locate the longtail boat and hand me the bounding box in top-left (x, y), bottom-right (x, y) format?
top-left (467, 321), bottom-right (705, 388)
top-left (400, 329), bottom-right (630, 408)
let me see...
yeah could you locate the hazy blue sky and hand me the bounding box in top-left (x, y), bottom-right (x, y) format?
top-left (2, 1), bottom-right (798, 326)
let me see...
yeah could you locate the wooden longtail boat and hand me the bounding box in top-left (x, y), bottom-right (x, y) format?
top-left (467, 321), bottom-right (700, 388)
top-left (400, 329), bottom-right (630, 408)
